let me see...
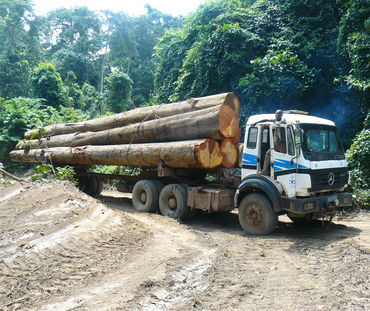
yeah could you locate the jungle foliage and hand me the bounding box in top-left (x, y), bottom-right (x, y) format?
top-left (154, 0), bottom-right (369, 145)
top-left (0, 0), bottom-right (369, 197)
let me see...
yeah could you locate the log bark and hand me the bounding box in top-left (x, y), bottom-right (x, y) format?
top-left (25, 93), bottom-right (240, 139)
top-left (18, 105), bottom-right (240, 150)
top-left (220, 139), bottom-right (238, 168)
top-left (11, 140), bottom-right (222, 169)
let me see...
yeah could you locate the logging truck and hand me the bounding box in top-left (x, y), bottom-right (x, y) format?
top-left (10, 93), bottom-right (352, 234)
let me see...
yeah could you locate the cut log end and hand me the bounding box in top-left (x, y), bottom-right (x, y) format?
top-left (237, 143), bottom-right (244, 168)
top-left (219, 105), bottom-right (241, 141)
top-left (197, 140), bottom-right (222, 169)
top-left (220, 139), bottom-right (238, 168)
top-left (233, 96), bottom-right (240, 115)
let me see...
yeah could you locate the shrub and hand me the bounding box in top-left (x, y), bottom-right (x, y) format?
top-left (346, 113), bottom-right (370, 209)
top-left (30, 164), bottom-right (76, 183)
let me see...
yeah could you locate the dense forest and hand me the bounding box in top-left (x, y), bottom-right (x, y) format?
top-left (0, 0), bottom-right (369, 205)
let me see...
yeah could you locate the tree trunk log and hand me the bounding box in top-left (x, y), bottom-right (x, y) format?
top-left (18, 105), bottom-right (240, 150)
top-left (24, 93), bottom-right (240, 139)
top-left (11, 140), bottom-right (222, 169)
top-left (220, 139), bottom-right (238, 168)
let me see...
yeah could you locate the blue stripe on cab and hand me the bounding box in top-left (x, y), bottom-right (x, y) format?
top-left (274, 159), bottom-right (308, 171)
top-left (242, 153), bottom-right (258, 165)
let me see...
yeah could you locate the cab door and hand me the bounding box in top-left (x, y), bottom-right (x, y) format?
top-left (241, 125), bottom-right (260, 180)
top-left (270, 125), bottom-right (297, 197)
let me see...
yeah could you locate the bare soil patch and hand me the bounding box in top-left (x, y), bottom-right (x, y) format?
top-left (0, 183), bottom-right (369, 310)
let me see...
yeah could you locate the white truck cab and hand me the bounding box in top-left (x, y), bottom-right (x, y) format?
top-left (236, 110), bottom-right (352, 234)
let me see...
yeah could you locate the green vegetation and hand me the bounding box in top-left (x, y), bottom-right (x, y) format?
top-left (0, 0), bottom-right (368, 207)
top-left (29, 164), bottom-right (77, 183)
top-left (89, 165), bottom-right (142, 176)
top-left (0, 97), bottom-right (88, 164)
top-left (346, 113), bottom-right (370, 209)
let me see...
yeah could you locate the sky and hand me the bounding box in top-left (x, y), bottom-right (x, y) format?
top-left (32, 0), bottom-right (207, 16)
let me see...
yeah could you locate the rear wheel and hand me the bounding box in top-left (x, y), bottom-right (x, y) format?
top-left (77, 176), bottom-right (100, 196)
top-left (152, 180), bottom-right (164, 196)
top-left (132, 180), bottom-right (160, 213)
top-left (238, 193), bottom-right (278, 235)
top-left (96, 179), bottom-right (104, 195)
top-left (159, 184), bottom-right (191, 221)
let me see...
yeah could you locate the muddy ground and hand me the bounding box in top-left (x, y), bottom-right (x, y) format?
top-left (0, 181), bottom-right (369, 311)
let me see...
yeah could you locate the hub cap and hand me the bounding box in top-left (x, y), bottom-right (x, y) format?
top-left (168, 196), bottom-right (177, 210)
top-left (246, 205), bottom-right (263, 226)
top-left (140, 191), bottom-right (147, 204)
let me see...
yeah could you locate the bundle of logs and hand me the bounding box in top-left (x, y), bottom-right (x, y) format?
top-left (10, 93), bottom-right (242, 169)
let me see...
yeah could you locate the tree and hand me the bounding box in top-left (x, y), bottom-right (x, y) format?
top-left (238, 49), bottom-right (316, 114)
top-left (154, 0), bottom-right (265, 102)
top-left (42, 7), bottom-right (104, 87)
top-left (31, 62), bottom-right (68, 107)
top-left (0, 0), bottom-right (42, 98)
top-left (104, 71), bottom-right (133, 113)
top-left (107, 6), bottom-right (182, 106)
top-left (338, 0), bottom-right (369, 110)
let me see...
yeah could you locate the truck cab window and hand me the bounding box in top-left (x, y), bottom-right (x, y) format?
top-left (259, 127), bottom-right (271, 175)
top-left (287, 127), bottom-right (295, 156)
top-left (247, 127), bottom-right (258, 149)
top-left (273, 127), bottom-right (287, 154)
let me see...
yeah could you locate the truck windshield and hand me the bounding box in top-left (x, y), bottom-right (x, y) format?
top-left (300, 124), bottom-right (345, 161)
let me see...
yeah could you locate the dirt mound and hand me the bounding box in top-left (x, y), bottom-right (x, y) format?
top-left (0, 182), bottom-right (151, 310)
top-left (0, 182), bottom-right (369, 311)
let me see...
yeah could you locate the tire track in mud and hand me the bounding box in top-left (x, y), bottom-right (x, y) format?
top-left (1, 208), bottom-right (143, 310)
top-left (0, 183), bottom-right (218, 311)
top-left (1, 183), bottom-right (369, 311)
top-left (0, 183), bottom-right (151, 311)
top-left (170, 216), bottom-right (370, 311)
top-left (125, 214), bottom-right (218, 311)
top-left (35, 213), bottom-right (217, 311)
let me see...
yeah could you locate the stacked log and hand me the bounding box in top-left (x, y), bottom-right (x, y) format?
top-left (17, 105), bottom-right (240, 149)
top-left (12, 93), bottom-right (241, 169)
top-left (24, 93), bottom-right (240, 139)
top-left (11, 140), bottom-right (222, 169)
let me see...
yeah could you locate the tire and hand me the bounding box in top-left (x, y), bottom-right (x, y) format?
top-left (96, 179), bottom-right (104, 195)
top-left (132, 180), bottom-right (160, 213)
top-left (238, 193), bottom-right (278, 235)
top-left (77, 176), bottom-right (99, 196)
top-left (151, 180), bottom-right (164, 195)
top-left (159, 184), bottom-right (191, 221)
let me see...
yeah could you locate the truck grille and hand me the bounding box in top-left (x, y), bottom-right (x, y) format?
top-left (309, 167), bottom-right (349, 192)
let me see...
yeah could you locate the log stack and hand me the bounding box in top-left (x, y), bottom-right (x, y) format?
top-left (11, 93), bottom-right (241, 170)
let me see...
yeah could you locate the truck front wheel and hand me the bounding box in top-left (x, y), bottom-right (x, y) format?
top-left (238, 193), bottom-right (278, 235)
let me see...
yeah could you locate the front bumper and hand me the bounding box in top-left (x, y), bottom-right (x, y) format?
top-left (283, 192), bottom-right (352, 214)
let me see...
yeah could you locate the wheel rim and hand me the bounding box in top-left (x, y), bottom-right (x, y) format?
top-left (168, 196), bottom-right (177, 210)
top-left (140, 191), bottom-right (147, 204)
top-left (245, 204), bottom-right (263, 227)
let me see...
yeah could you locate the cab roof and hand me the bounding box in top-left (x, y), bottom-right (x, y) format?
top-left (246, 113), bottom-right (335, 126)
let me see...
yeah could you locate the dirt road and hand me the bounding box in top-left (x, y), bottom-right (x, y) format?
top-left (0, 182), bottom-right (369, 311)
